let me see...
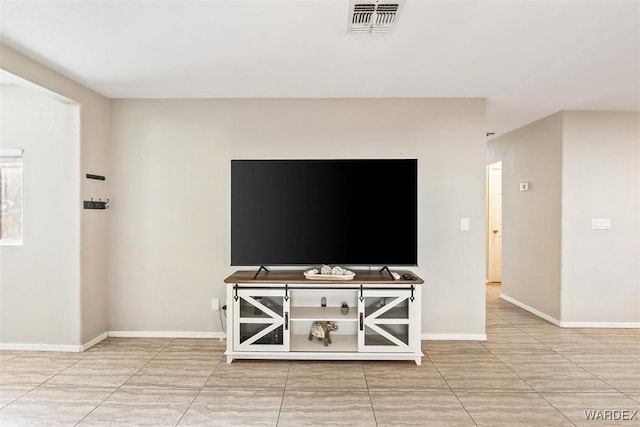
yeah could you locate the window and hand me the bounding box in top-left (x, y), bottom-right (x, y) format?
top-left (0, 149), bottom-right (23, 245)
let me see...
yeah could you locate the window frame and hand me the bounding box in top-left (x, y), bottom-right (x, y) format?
top-left (0, 148), bottom-right (24, 246)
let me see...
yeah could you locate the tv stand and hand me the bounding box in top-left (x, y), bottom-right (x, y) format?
top-left (224, 270), bottom-right (424, 365)
top-left (252, 265), bottom-right (270, 280)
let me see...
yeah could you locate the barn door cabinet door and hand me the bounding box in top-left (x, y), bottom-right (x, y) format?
top-left (233, 289), bottom-right (290, 352)
top-left (358, 289), bottom-right (414, 353)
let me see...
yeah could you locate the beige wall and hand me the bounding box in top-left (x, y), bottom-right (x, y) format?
top-left (0, 44), bottom-right (110, 345)
top-left (488, 113), bottom-right (564, 320)
top-left (0, 85), bottom-right (80, 345)
top-left (488, 110), bottom-right (640, 325)
top-left (109, 99), bottom-right (488, 337)
top-left (561, 111), bottom-right (640, 323)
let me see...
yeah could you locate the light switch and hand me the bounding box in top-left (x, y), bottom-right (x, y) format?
top-left (460, 218), bottom-right (470, 231)
top-left (519, 182), bottom-right (530, 191)
top-left (591, 218), bottom-right (611, 230)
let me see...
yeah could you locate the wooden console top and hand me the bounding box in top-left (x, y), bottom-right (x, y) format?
top-left (224, 270), bottom-right (424, 285)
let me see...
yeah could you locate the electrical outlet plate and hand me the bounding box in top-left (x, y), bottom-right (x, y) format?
top-left (211, 298), bottom-right (220, 311)
top-left (591, 218), bottom-right (611, 230)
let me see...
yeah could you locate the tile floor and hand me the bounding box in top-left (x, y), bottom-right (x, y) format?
top-left (1, 283), bottom-right (638, 426)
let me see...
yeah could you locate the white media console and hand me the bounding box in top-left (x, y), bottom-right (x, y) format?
top-left (224, 270), bottom-right (424, 365)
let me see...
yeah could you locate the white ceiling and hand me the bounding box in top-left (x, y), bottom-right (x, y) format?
top-left (1, 0), bottom-right (638, 136)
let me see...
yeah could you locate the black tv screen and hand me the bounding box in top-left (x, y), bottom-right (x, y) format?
top-left (231, 159), bottom-right (417, 266)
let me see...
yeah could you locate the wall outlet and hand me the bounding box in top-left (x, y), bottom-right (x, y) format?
top-left (519, 182), bottom-right (530, 191)
top-left (211, 298), bottom-right (220, 311)
top-left (591, 218), bottom-right (611, 230)
top-left (460, 218), bottom-right (470, 231)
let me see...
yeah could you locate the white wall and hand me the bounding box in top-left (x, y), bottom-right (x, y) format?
top-left (0, 85), bottom-right (80, 345)
top-left (0, 44), bottom-right (110, 346)
top-left (109, 99), bottom-right (487, 337)
top-left (561, 111), bottom-right (640, 323)
top-left (487, 113), bottom-right (563, 321)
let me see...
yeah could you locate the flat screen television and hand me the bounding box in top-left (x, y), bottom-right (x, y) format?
top-left (231, 159), bottom-right (417, 267)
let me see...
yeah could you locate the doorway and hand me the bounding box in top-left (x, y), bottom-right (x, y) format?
top-left (487, 161), bottom-right (502, 283)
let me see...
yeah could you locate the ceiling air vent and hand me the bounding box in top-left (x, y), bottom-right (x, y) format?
top-left (349, 0), bottom-right (402, 33)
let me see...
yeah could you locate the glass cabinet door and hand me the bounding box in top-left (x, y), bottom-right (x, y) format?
top-left (358, 290), bottom-right (412, 353)
top-left (233, 289), bottom-right (289, 352)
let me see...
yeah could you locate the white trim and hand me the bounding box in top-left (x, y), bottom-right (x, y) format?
top-left (559, 322), bottom-right (640, 328)
top-left (108, 331), bottom-right (227, 339)
top-left (81, 331), bottom-right (108, 351)
top-left (500, 293), bottom-right (561, 325)
top-left (421, 333), bottom-right (487, 341)
top-left (0, 148), bottom-right (23, 157)
top-left (0, 331), bottom-right (225, 352)
top-left (0, 343), bottom-right (82, 352)
top-left (0, 240), bottom-right (23, 246)
top-left (500, 294), bottom-right (640, 328)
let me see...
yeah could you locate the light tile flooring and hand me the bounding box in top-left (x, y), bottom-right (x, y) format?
top-left (1, 283), bottom-right (639, 426)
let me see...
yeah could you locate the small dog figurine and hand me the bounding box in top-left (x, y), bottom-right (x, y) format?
top-left (308, 321), bottom-right (339, 346)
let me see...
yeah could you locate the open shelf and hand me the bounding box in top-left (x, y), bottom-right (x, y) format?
top-left (289, 306), bottom-right (357, 321)
top-left (290, 334), bottom-right (358, 352)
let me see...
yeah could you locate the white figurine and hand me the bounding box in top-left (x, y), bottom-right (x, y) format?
top-left (320, 264), bottom-right (332, 275)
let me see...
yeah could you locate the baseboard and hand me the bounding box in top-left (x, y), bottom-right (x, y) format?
top-left (0, 331), bottom-right (226, 352)
top-left (559, 322), bottom-right (640, 328)
top-left (108, 331), bottom-right (227, 339)
top-left (0, 332), bottom-right (108, 352)
top-left (500, 294), bottom-right (639, 328)
top-left (421, 333), bottom-right (487, 341)
top-left (500, 293), bottom-right (561, 325)
top-left (81, 331), bottom-right (108, 351)
top-left (0, 343), bottom-right (83, 352)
